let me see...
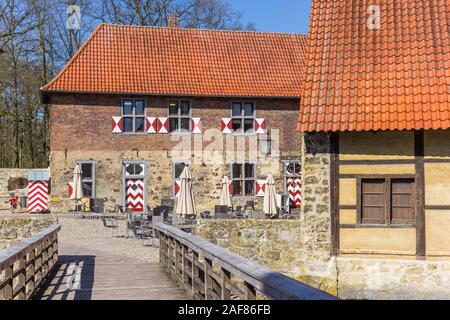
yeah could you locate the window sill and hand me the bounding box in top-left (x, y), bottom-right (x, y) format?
top-left (119, 132), bottom-right (148, 135)
top-left (231, 195), bottom-right (257, 199)
top-left (231, 132), bottom-right (257, 136)
top-left (341, 224), bottom-right (416, 229)
top-left (169, 132), bottom-right (192, 136)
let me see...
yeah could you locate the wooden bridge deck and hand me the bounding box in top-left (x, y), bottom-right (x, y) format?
top-left (34, 243), bottom-right (188, 300)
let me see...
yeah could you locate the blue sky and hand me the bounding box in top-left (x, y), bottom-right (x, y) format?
top-left (229, 0), bottom-right (312, 34)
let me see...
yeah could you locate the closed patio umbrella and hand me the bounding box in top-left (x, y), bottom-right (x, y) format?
top-left (175, 166), bottom-right (197, 221)
top-left (71, 164), bottom-right (83, 209)
top-left (219, 176), bottom-right (232, 207)
top-left (263, 174), bottom-right (277, 217)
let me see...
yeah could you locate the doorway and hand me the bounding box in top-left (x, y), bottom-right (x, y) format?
top-left (122, 161), bottom-right (147, 212)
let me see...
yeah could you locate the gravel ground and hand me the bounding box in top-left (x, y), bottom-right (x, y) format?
top-left (55, 215), bottom-right (160, 263)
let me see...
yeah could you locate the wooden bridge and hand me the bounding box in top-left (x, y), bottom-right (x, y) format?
top-left (0, 223), bottom-right (335, 300)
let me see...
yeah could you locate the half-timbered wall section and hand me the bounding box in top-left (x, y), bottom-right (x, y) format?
top-left (300, 130), bottom-right (450, 299)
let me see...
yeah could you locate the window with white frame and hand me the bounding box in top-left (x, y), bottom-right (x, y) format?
top-left (231, 101), bottom-right (255, 134)
top-left (77, 161), bottom-right (96, 198)
top-left (168, 100), bottom-right (191, 133)
top-left (231, 162), bottom-right (256, 197)
top-left (122, 99), bottom-right (146, 133)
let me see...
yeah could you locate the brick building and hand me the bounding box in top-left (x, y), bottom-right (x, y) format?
top-left (41, 24), bottom-right (307, 212)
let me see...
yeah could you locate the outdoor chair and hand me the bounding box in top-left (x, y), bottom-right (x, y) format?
top-left (139, 220), bottom-right (153, 246)
top-left (102, 217), bottom-right (118, 237)
top-left (233, 206), bottom-right (246, 219)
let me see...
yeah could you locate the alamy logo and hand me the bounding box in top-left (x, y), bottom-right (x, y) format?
top-left (67, 5), bottom-right (81, 30)
top-left (367, 5), bottom-right (381, 30)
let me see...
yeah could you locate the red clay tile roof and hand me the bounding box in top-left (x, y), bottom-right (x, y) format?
top-left (42, 24), bottom-right (307, 98)
top-left (298, 0), bottom-right (450, 132)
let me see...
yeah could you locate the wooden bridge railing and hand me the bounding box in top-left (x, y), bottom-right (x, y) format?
top-left (0, 224), bottom-right (61, 300)
top-left (155, 223), bottom-right (336, 300)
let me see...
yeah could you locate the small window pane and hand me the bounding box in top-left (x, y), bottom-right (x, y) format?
top-left (244, 163), bottom-right (254, 178)
top-left (81, 163), bottom-right (93, 179)
top-left (135, 100), bottom-right (145, 115)
top-left (134, 164), bottom-right (144, 175)
top-left (81, 182), bottom-right (93, 197)
top-left (244, 180), bottom-right (254, 196)
top-left (232, 180), bottom-right (242, 196)
top-left (126, 165), bottom-right (135, 175)
top-left (391, 178), bottom-right (415, 223)
top-left (123, 101), bottom-right (133, 115)
top-left (243, 103), bottom-right (254, 116)
top-left (180, 118), bottom-right (190, 132)
top-left (169, 118), bottom-right (179, 133)
top-left (232, 103), bottom-right (242, 117)
top-left (232, 119), bottom-right (242, 131)
top-left (174, 163), bottom-right (186, 179)
top-left (135, 117), bottom-right (145, 132)
top-left (361, 179), bottom-right (386, 224)
top-left (232, 163), bottom-right (242, 178)
top-left (244, 119), bottom-right (254, 132)
top-left (180, 101), bottom-right (190, 116)
top-left (123, 117), bottom-right (133, 132)
top-left (169, 101), bottom-right (178, 115)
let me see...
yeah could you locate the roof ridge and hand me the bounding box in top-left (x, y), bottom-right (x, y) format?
top-left (100, 22), bottom-right (308, 37)
top-left (41, 24), bottom-right (106, 91)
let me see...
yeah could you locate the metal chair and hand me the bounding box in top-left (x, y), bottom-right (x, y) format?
top-left (102, 217), bottom-right (118, 237)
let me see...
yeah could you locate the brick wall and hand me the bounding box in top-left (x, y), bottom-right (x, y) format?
top-left (49, 93), bottom-right (302, 212)
top-left (49, 93), bottom-right (300, 152)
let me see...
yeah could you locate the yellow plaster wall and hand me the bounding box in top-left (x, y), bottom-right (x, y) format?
top-left (339, 179), bottom-right (357, 206)
top-left (339, 131), bottom-right (414, 161)
top-left (340, 228), bottom-right (416, 255)
top-left (425, 163), bottom-right (450, 206)
top-left (426, 210), bottom-right (450, 256)
top-left (339, 164), bottom-right (416, 175)
top-left (340, 209), bottom-right (357, 225)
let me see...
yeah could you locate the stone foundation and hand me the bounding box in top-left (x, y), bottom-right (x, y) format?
top-left (0, 216), bottom-right (57, 250)
top-left (196, 219), bottom-right (450, 299)
top-left (50, 149), bottom-right (297, 213)
top-left (196, 219), bottom-right (337, 295)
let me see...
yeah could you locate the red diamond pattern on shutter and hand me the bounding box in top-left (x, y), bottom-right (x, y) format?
top-left (221, 118), bottom-right (232, 134)
top-left (28, 181), bottom-right (49, 213)
top-left (256, 180), bottom-right (266, 197)
top-left (255, 118), bottom-right (267, 134)
top-left (191, 118), bottom-right (202, 134)
top-left (112, 116), bottom-right (123, 133)
top-left (174, 179), bottom-right (181, 196)
top-left (157, 117), bottom-right (169, 133)
top-left (146, 117), bottom-right (157, 134)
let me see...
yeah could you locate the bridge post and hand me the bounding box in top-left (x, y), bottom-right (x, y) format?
top-left (220, 268), bottom-right (231, 300)
top-left (244, 281), bottom-right (256, 300)
top-left (191, 251), bottom-right (199, 296)
top-left (204, 258), bottom-right (213, 300)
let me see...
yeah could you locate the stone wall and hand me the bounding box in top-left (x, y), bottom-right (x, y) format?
top-left (196, 219), bottom-right (338, 295)
top-left (336, 257), bottom-right (450, 299)
top-left (0, 216), bottom-right (57, 250)
top-left (300, 133), bottom-right (333, 272)
top-left (0, 169), bottom-right (29, 209)
top-left (196, 219), bottom-right (450, 299)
